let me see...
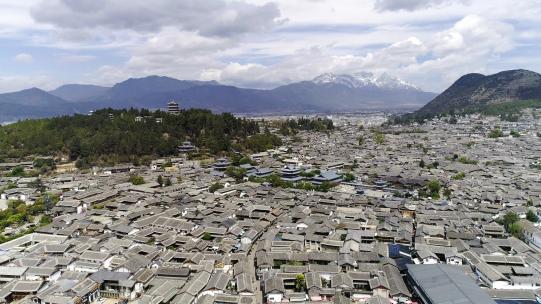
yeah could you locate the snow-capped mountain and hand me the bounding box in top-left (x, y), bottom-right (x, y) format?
top-left (312, 72), bottom-right (420, 91)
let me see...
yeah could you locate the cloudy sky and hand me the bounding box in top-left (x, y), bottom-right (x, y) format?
top-left (1, 0), bottom-right (540, 93)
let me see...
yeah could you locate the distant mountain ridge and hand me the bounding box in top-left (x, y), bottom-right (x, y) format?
top-left (0, 88), bottom-right (77, 122)
top-left (415, 69), bottom-right (541, 116)
top-left (0, 72), bottom-right (436, 122)
top-left (49, 84), bottom-right (110, 102)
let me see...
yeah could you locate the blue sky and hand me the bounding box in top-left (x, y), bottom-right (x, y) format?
top-left (1, 0), bottom-right (540, 93)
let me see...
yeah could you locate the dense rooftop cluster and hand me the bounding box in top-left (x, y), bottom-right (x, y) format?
top-left (0, 109), bottom-right (540, 304)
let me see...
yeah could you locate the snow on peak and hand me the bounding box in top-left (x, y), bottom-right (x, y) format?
top-left (312, 71), bottom-right (420, 91)
top-left (312, 72), bottom-right (337, 84)
top-left (375, 72), bottom-right (420, 90)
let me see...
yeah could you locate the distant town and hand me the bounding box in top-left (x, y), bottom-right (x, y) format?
top-left (0, 101), bottom-right (540, 304)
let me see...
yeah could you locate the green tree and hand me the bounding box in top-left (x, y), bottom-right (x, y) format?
top-left (508, 222), bottom-right (523, 239)
top-left (280, 117), bottom-right (334, 133)
top-left (29, 178), bottom-right (46, 192)
top-left (40, 215), bottom-right (52, 225)
top-left (296, 181), bottom-right (315, 191)
top-left (267, 174), bottom-right (287, 188)
top-left (225, 166), bottom-right (247, 181)
top-left (452, 172), bottom-right (466, 180)
top-left (68, 137), bottom-right (82, 160)
top-left (279, 124), bottom-right (290, 136)
top-left (342, 172), bottom-right (355, 182)
top-left (157, 175), bottom-right (164, 187)
top-left (443, 188), bottom-right (452, 199)
top-left (317, 181), bottom-right (333, 192)
top-left (295, 274), bottom-right (305, 292)
top-left (527, 209), bottom-right (539, 222)
top-left (238, 156), bottom-right (254, 165)
top-left (426, 180), bottom-right (441, 199)
top-left (419, 159), bottom-right (425, 168)
top-left (129, 175), bottom-right (145, 185)
top-left (373, 132), bottom-right (385, 145)
top-left (502, 212), bottom-right (519, 230)
top-left (7, 166), bottom-right (25, 177)
top-left (300, 171), bottom-right (316, 178)
top-left (33, 158), bottom-right (56, 173)
top-left (209, 183), bottom-right (224, 193)
top-left (43, 193), bottom-right (59, 211)
top-left (488, 128), bottom-right (504, 138)
top-left (458, 156), bottom-right (478, 165)
top-left (201, 232), bottom-right (214, 241)
top-left (358, 136), bottom-right (364, 146)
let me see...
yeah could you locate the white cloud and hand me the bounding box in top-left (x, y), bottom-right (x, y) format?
top-left (57, 54), bottom-right (96, 63)
top-left (399, 15), bottom-right (515, 90)
top-left (374, 0), bottom-right (469, 12)
top-left (14, 53), bottom-right (33, 63)
top-left (91, 65), bottom-right (132, 86)
top-left (30, 0), bottom-right (283, 37)
top-left (0, 75), bottom-right (57, 92)
top-left (201, 62), bottom-right (268, 87)
top-left (433, 15), bottom-right (513, 57)
top-left (0, 1), bottom-right (46, 37)
top-left (89, 27), bottom-right (236, 84)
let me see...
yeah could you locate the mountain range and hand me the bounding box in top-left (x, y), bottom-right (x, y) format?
top-left (415, 69), bottom-right (541, 116)
top-left (0, 72), bottom-right (436, 122)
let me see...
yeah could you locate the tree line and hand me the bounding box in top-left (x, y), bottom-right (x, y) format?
top-left (278, 117), bottom-right (334, 135)
top-left (0, 108), bottom-right (270, 166)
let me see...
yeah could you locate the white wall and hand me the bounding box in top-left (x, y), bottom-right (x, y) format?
top-left (267, 293), bottom-right (283, 303)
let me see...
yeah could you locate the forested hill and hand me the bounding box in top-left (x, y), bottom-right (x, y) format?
top-left (415, 69), bottom-right (541, 117)
top-left (391, 69), bottom-right (541, 124)
top-left (0, 108), bottom-right (278, 166)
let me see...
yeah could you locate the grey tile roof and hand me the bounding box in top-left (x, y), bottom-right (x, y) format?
top-left (408, 264), bottom-right (497, 304)
top-left (11, 280), bottom-right (43, 292)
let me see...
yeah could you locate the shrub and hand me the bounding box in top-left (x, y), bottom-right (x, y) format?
top-left (508, 222), bottom-right (523, 239)
top-left (426, 180), bottom-right (441, 199)
top-left (201, 232), bottom-right (214, 241)
top-left (225, 167), bottom-right (247, 181)
top-left (342, 172), bottom-right (355, 182)
top-left (129, 175), bottom-right (145, 185)
top-left (488, 128), bottom-right (504, 138)
top-left (295, 274), bottom-right (305, 292)
top-left (503, 212), bottom-right (519, 229)
top-left (373, 133), bottom-right (385, 145)
top-left (458, 156), bottom-right (478, 165)
top-left (452, 172), bottom-right (466, 180)
top-left (527, 209), bottom-right (539, 222)
top-left (209, 183), bottom-right (224, 193)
